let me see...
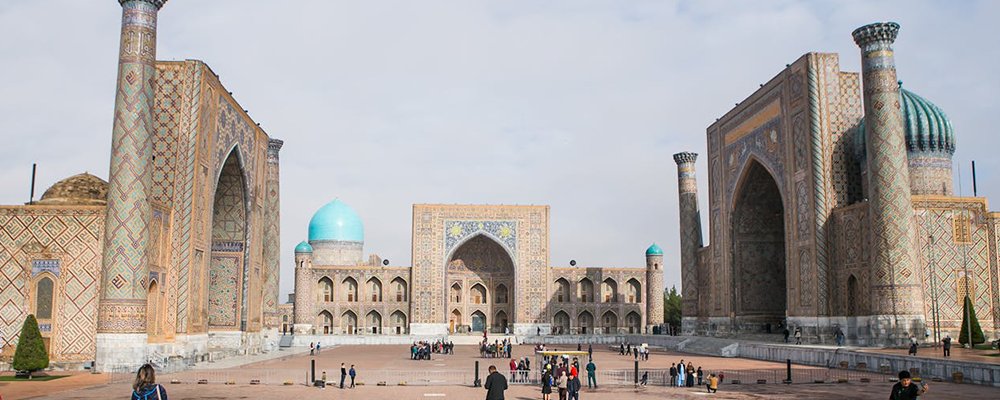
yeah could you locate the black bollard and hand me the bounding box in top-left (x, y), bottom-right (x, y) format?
top-left (634, 360), bottom-right (639, 387)
top-left (311, 358), bottom-right (316, 384)
top-left (474, 360), bottom-right (481, 387)
top-left (786, 359), bottom-right (792, 384)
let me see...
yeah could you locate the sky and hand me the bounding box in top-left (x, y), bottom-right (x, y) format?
top-left (1, 1), bottom-right (998, 301)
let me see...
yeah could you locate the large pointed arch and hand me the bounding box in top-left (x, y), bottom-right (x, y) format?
top-left (447, 233), bottom-right (515, 333)
top-left (207, 147), bottom-right (251, 332)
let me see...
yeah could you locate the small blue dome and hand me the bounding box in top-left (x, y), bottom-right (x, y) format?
top-left (854, 84), bottom-right (955, 163)
top-left (294, 240), bottom-right (313, 253)
top-left (646, 243), bottom-right (663, 256)
top-left (308, 199), bottom-right (364, 242)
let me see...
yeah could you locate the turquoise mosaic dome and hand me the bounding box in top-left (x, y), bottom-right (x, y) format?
top-left (646, 243), bottom-right (664, 256)
top-left (308, 199), bottom-right (364, 242)
top-left (294, 240), bottom-right (313, 253)
top-left (854, 84), bottom-right (956, 163)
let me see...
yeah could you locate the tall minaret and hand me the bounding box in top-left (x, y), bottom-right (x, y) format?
top-left (293, 242), bottom-right (315, 334)
top-left (673, 152), bottom-right (703, 333)
top-left (262, 139), bottom-right (284, 329)
top-left (852, 22), bottom-right (924, 344)
top-left (95, 0), bottom-right (167, 371)
top-left (645, 244), bottom-right (664, 333)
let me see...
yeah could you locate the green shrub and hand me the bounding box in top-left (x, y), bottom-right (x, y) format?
top-left (958, 295), bottom-right (985, 346)
top-left (12, 314), bottom-right (49, 377)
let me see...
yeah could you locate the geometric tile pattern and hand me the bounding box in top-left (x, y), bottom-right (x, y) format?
top-left (208, 255), bottom-right (241, 328)
top-left (853, 23), bottom-right (923, 317)
top-left (0, 207), bottom-right (103, 362)
top-left (673, 152), bottom-right (702, 317)
top-left (98, 0), bottom-right (160, 333)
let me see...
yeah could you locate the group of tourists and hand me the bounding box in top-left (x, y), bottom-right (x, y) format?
top-left (669, 360), bottom-right (710, 388)
top-left (617, 342), bottom-right (650, 361)
top-left (315, 363), bottom-right (357, 389)
top-left (410, 340), bottom-right (452, 360)
top-left (309, 341), bottom-right (322, 355)
top-left (507, 356), bottom-right (532, 383)
top-left (480, 338), bottom-right (513, 359)
top-left (539, 355), bottom-right (584, 400)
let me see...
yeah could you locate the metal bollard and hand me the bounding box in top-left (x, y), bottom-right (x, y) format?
top-left (634, 360), bottom-right (639, 387)
top-left (474, 361), bottom-right (481, 387)
top-left (311, 359), bottom-right (316, 384)
top-left (786, 359), bottom-right (792, 384)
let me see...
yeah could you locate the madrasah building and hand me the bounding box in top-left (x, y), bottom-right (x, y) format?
top-left (675, 22), bottom-right (999, 346)
top-left (0, 0), bottom-right (282, 370)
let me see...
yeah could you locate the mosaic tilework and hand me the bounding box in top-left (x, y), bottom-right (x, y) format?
top-left (412, 205), bottom-right (548, 325)
top-left (98, 0), bottom-right (160, 333)
top-left (0, 207), bottom-right (103, 362)
top-left (731, 162), bottom-right (787, 315)
top-left (673, 153), bottom-right (702, 318)
top-left (208, 255), bottom-right (241, 328)
top-left (261, 140), bottom-right (282, 327)
top-left (854, 23), bottom-right (923, 316)
top-left (913, 199), bottom-right (996, 332)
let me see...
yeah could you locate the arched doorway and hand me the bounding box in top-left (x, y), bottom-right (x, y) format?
top-left (208, 149), bottom-right (249, 337)
top-left (731, 160), bottom-right (787, 328)
top-left (450, 309), bottom-right (462, 333)
top-left (553, 311), bottom-right (570, 335)
top-left (578, 311), bottom-right (594, 334)
top-left (146, 279), bottom-right (164, 341)
top-left (447, 234), bottom-right (515, 334)
top-left (602, 278), bottom-right (618, 303)
top-left (471, 311), bottom-right (487, 333)
top-left (367, 311), bottom-right (382, 334)
top-left (343, 277), bottom-right (358, 302)
top-left (626, 279), bottom-right (642, 303)
top-left (391, 277), bottom-right (407, 302)
top-left (554, 279), bottom-right (570, 303)
top-left (342, 311), bottom-right (358, 335)
top-left (579, 278), bottom-right (594, 303)
top-left (494, 310), bottom-right (508, 333)
top-left (626, 312), bottom-right (642, 334)
top-left (602, 311), bottom-right (618, 334)
top-left (318, 310), bottom-right (333, 334)
top-left (317, 277), bottom-right (333, 302)
top-left (368, 277), bottom-right (382, 302)
top-left (391, 310), bottom-right (407, 334)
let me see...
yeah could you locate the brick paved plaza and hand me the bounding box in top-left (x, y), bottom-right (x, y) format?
top-left (3, 344), bottom-right (999, 399)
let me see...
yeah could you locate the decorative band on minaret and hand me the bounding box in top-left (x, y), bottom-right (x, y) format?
top-left (673, 152), bottom-right (703, 321)
top-left (852, 22), bottom-right (924, 338)
top-left (262, 139), bottom-right (283, 328)
top-left (96, 0), bottom-right (167, 370)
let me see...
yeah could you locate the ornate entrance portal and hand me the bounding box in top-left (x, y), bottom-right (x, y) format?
top-left (446, 234), bottom-right (514, 334)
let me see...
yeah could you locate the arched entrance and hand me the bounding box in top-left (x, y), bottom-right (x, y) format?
top-left (367, 311), bottom-right (382, 334)
top-left (552, 311), bottom-right (570, 335)
top-left (446, 234), bottom-right (515, 334)
top-left (578, 311), bottom-right (594, 334)
top-left (342, 311), bottom-right (357, 335)
top-left (146, 280), bottom-right (165, 342)
top-left (208, 149), bottom-right (250, 340)
top-left (731, 160), bottom-right (787, 328)
top-left (626, 311), bottom-right (642, 334)
top-left (391, 310), bottom-right (407, 334)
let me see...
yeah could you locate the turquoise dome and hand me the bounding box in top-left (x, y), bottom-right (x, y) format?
top-left (646, 243), bottom-right (663, 256)
top-left (854, 84), bottom-right (956, 163)
top-left (294, 240), bottom-right (313, 253)
top-left (308, 199), bottom-right (364, 242)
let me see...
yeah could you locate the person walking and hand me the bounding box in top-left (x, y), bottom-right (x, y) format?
top-left (131, 364), bottom-right (167, 400)
top-left (339, 363), bottom-right (347, 389)
top-left (541, 365), bottom-right (553, 400)
top-left (484, 365), bottom-right (508, 400)
top-left (794, 327), bottom-right (802, 345)
top-left (908, 336), bottom-right (918, 356)
top-left (509, 358), bottom-right (517, 382)
top-left (783, 327), bottom-right (790, 343)
top-left (942, 335), bottom-right (952, 357)
top-left (315, 342), bottom-right (321, 355)
top-left (889, 370), bottom-right (928, 399)
top-left (585, 359), bottom-right (597, 389)
top-left (587, 343), bottom-right (593, 360)
top-left (707, 373), bottom-right (718, 393)
top-left (567, 370), bottom-right (581, 400)
top-left (349, 365), bottom-right (356, 388)
top-left (309, 341), bottom-right (315, 356)
top-left (556, 370), bottom-right (569, 400)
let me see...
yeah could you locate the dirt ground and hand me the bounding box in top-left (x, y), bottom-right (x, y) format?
top-left (3, 344), bottom-right (998, 399)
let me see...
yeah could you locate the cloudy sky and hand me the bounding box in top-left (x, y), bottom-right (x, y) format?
top-left (1, 1), bottom-right (997, 300)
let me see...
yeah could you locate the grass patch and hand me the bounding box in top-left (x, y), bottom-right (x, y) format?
top-left (0, 375), bottom-right (69, 381)
top-left (971, 344), bottom-right (995, 351)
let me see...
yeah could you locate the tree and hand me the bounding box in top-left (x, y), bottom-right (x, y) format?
top-left (663, 286), bottom-right (682, 335)
top-left (12, 314), bottom-right (49, 377)
top-left (958, 295), bottom-right (985, 346)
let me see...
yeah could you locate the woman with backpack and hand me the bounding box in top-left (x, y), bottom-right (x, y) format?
top-left (541, 364), bottom-right (553, 400)
top-left (131, 364), bottom-right (167, 400)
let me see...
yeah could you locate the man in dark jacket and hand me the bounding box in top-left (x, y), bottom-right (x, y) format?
top-left (484, 365), bottom-right (508, 400)
top-left (567, 372), bottom-right (582, 400)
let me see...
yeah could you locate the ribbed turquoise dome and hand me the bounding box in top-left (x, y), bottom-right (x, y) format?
top-left (854, 84), bottom-right (956, 163)
top-left (308, 199), bottom-right (364, 242)
top-left (294, 240), bottom-right (313, 253)
top-left (646, 243), bottom-right (663, 256)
